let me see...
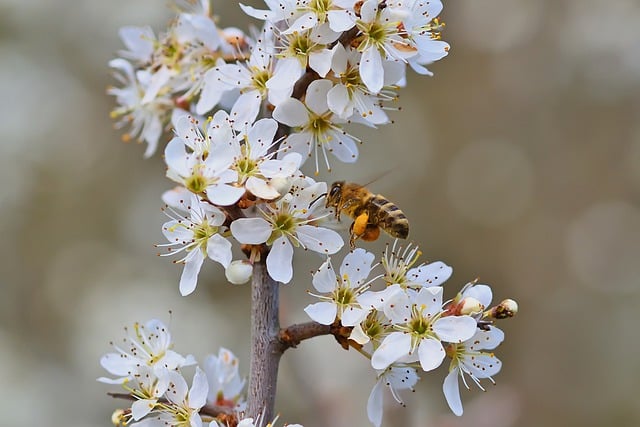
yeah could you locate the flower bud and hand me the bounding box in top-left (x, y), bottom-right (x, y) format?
top-left (225, 260), bottom-right (253, 285)
top-left (487, 298), bottom-right (518, 319)
top-left (458, 296), bottom-right (484, 315)
top-left (269, 176), bottom-right (293, 200)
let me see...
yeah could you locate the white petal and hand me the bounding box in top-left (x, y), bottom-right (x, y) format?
top-left (466, 353), bottom-right (502, 379)
top-left (100, 353), bottom-right (133, 377)
top-left (360, 0), bottom-right (378, 22)
top-left (267, 57), bottom-right (304, 91)
top-left (462, 284), bottom-right (493, 308)
top-left (349, 323), bottom-right (370, 345)
top-left (415, 286), bottom-right (443, 317)
top-left (382, 288), bottom-right (411, 324)
top-left (309, 49), bottom-right (334, 77)
top-left (283, 11), bottom-right (318, 34)
top-left (281, 132), bottom-right (313, 159)
top-left (196, 68), bottom-right (225, 114)
top-left (367, 379), bottom-right (384, 427)
top-left (231, 218), bottom-right (272, 244)
top-left (164, 137), bottom-right (190, 178)
top-left (433, 315), bottom-right (477, 343)
top-left (272, 98), bottom-right (308, 127)
top-left (417, 337), bottom-right (445, 372)
top-left (312, 258), bottom-right (338, 293)
top-left (371, 332), bottom-right (411, 370)
top-left (327, 84), bottom-right (352, 119)
top-left (340, 248), bottom-right (375, 287)
top-left (360, 48), bottom-right (384, 94)
top-left (131, 399), bottom-right (156, 420)
top-left (247, 118), bottom-right (278, 158)
top-left (267, 236), bottom-right (294, 283)
top-left (206, 184), bottom-right (245, 206)
top-left (305, 79), bottom-right (332, 114)
top-left (326, 131), bottom-right (358, 163)
top-left (443, 369), bottom-right (463, 416)
top-left (304, 302), bottom-right (337, 325)
top-left (207, 234), bottom-right (232, 268)
top-left (230, 90), bottom-right (262, 131)
top-left (179, 250), bottom-right (205, 296)
top-left (166, 371), bottom-right (189, 404)
top-left (246, 176), bottom-right (280, 200)
top-left (296, 224), bottom-right (344, 254)
top-left (341, 306), bottom-right (368, 326)
top-left (408, 261), bottom-right (452, 287)
top-left (188, 367), bottom-right (209, 409)
top-left (327, 9), bottom-right (355, 32)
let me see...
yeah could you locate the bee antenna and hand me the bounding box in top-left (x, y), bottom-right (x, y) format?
top-left (309, 192), bottom-right (327, 208)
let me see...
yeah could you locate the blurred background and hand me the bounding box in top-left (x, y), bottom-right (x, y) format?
top-left (2, 0), bottom-right (640, 426)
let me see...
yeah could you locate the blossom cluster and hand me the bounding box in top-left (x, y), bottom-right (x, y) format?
top-left (103, 1), bottom-right (520, 426)
top-left (110, 0), bottom-right (448, 167)
top-left (303, 241), bottom-right (518, 425)
top-left (109, 0), bottom-right (451, 296)
top-left (99, 319), bottom-right (301, 427)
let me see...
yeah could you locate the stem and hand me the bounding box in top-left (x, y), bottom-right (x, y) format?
top-left (247, 259), bottom-right (282, 421)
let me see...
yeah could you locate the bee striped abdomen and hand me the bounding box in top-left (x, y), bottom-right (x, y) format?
top-left (368, 194), bottom-right (409, 239)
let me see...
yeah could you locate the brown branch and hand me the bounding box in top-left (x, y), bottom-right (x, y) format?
top-left (246, 260), bottom-right (282, 422)
top-left (277, 321), bottom-right (355, 352)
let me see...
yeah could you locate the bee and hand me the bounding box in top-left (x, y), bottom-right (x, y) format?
top-left (324, 181), bottom-right (409, 248)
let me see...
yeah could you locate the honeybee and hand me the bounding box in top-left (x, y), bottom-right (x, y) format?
top-left (324, 181), bottom-right (409, 248)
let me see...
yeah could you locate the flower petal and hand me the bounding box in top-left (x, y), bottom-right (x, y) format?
top-left (207, 234), bottom-right (232, 268)
top-left (433, 315), bottom-right (477, 343)
top-left (304, 301), bottom-right (338, 325)
top-left (443, 368), bottom-right (463, 416)
top-left (417, 337), bottom-right (445, 372)
top-left (371, 332), bottom-right (411, 370)
top-left (296, 224), bottom-right (344, 254)
top-left (266, 236), bottom-right (294, 283)
top-left (179, 250), bottom-right (205, 296)
top-left (231, 218), bottom-right (272, 244)
top-left (312, 258), bottom-right (338, 293)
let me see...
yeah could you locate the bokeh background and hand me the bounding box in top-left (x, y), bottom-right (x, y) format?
top-left (2, 0), bottom-right (640, 426)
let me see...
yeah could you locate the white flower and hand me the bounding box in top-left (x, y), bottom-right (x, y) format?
top-left (159, 194), bottom-right (232, 295)
top-left (231, 181), bottom-right (344, 283)
top-left (165, 117), bottom-right (245, 206)
top-left (108, 59), bottom-right (172, 157)
top-left (98, 319), bottom-right (195, 385)
top-left (381, 240), bottom-right (452, 289)
top-left (354, 0), bottom-right (417, 93)
top-left (391, 0), bottom-right (450, 75)
top-left (327, 43), bottom-right (395, 125)
top-left (274, 79), bottom-right (360, 174)
top-left (371, 286), bottom-right (477, 371)
top-left (367, 365), bottom-right (419, 427)
top-left (197, 30), bottom-right (297, 121)
top-left (203, 348), bottom-right (246, 409)
top-left (442, 327), bottom-right (504, 416)
top-left (117, 26), bottom-right (156, 64)
top-left (155, 367), bottom-right (209, 427)
top-left (230, 117), bottom-right (302, 200)
top-left (304, 248), bottom-right (378, 326)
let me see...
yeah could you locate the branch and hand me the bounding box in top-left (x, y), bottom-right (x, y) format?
top-left (246, 259), bottom-right (282, 421)
top-left (278, 321), bottom-right (355, 352)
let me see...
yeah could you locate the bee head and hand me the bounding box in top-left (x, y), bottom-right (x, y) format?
top-left (325, 181), bottom-right (345, 207)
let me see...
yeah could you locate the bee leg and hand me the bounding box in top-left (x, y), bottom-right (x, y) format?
top-left (361, 224), bottom-right (381, 242)
top-left (349, 212), bottom-right (369, 248)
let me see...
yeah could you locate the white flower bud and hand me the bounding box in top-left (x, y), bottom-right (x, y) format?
top-left (458, 296), bottom-right (484, 315)
top-left (269, 176), bottom-right (293, 200)
top-left (225, 260), bottom-right (253, 285)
